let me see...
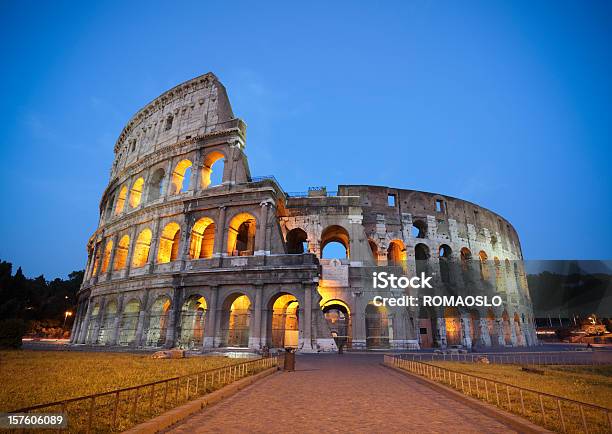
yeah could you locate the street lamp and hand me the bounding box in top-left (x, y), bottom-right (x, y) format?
top-left (63, 311), bottom-right (73, 329)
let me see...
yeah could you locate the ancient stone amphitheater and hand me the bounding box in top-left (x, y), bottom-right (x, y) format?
top-left (71, 72), bottom-right (537, 352)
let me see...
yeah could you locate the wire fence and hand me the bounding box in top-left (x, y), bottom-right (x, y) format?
top-left (14, 356), bottom-right (280, 433)
top-left (395, 351), bottom-right (612, 365)
top-left (384, 355), bottom-right (612, 433)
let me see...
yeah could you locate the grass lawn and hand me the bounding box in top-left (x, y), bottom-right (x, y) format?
top-left (0, 350), bottom-right (242, 412)
top-left (429, 361), bottom-right (612, 408)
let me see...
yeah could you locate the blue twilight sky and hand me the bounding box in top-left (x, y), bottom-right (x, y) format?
top-left (0, 1), bottom-right (611, 279)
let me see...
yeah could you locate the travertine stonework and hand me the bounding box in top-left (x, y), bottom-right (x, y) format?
top-left (71, 73), bottom-right (537, 352)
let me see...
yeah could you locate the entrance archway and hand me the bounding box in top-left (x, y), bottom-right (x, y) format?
top-left (444, 307), bottom-right (462, 346)
top-left (365, 303), bottom-right (390, 349)
top-left (99, 300), bottom-right (118, 345)
top-left (267, 293), bottom-right (299, 349)
top-left (322, 300), bottom-right (352, 348)
top-left (145, 296), bottom-right (171, 347)
top-left (221, 294), bottom-right (252, 347)
top-left (178, 295), bottom-right (207, 349)
top-left (118, 299), bottom-right (140, 346)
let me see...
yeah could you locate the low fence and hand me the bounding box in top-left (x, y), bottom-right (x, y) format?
top-left (384, 355), bottom-right (612, 433)
top-left (14, 356), bottom-right (280, 433)
top-left (397, 351), bottom-right (611, 366)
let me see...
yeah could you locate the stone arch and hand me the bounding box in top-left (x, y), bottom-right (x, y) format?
top-left (286, 228), bottom-right (308, 254)
top-left (227, 213), bottom-right (256, 256)
top-left (502, 310), bottom-right (513, 345)
top-left (267, 292), bottom-right (299, 349)
top-left (189, 217), bottom-right (215, 259)
top-left (368, 239), bottom-right (379, 264)
top-left (132, 228), bottom-right (152, 268)
top-left (415, 243), bottom-right (430, 275)
top-left (438, 244), bottom-right (452, 284)
top-left (118, 298), bottom-right (141, 346)
top-left (170, 159), bottom-right (193, 194)
top-left (321, 225), bottom-right (350, 259)
top-left (322, 299), bottom-right (352, 349)
top-left (147, 167), bottom-right (165, 201)
top-left (100, 239), bottom-right (113, 274)
top-left (114, 185), bottom-right (127, 215)
top-left (201, 151), bottom-right (226, 189)
top-left (220, 293), bottom-right (252, 347)
top-left (178, 294), bottom-right (207, 349)
top-left (86, 303), bottom-right (101, 343)
top-left (98, 299), bottom-right (118, 345)
top-left (145, 295), bottom-right (172, 347)
top-left (113, 235), bottom-right (130, 271)
top-left (157, 222), bottom-right (181, 263)
top-left (486, 308), bottom-right (499, 346)
top-left (387, 239), bottom-right (406, 266)
top-left (411, 219), bottom-right (427, 238)
top-left (129, 177), bottom-right (144, 208)
top-left (479, 250), bottom-right (489, 280)
top-left (365, 303), bottom-right (390, 349)
top-left (444, 307), bottom-right (462, 346)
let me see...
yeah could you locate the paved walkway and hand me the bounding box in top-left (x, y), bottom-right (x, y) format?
top-left (167, 354), bottom-right (519, 433)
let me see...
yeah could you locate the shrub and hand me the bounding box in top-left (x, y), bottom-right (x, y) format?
top-left (0, 319), bottom-right (27, 349)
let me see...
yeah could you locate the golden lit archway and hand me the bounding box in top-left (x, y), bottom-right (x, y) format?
top-left (200, 151), bottom-right (225, 189)
top-left (114, 185), bottom-right (127, 215)
top-left (189, 217), bottom-right (215, 259)
top-left (387, 239), bottom-right (406, 266)
top-left (157, 222), bottom-right (181, 263)
top-left (100, 240), bottom-right (113, 274)
top-left (227, 213), bottom-right (256, 256)
top-left (178, 295), bottom-right (207, 349)
top-left (132, 228), bottom-right (152, 268)
top-left (129, 177), bottom-right (144, 208)
top-left (113, 235), bottom-right (130, 271)
top-left (171, 159), bottom-right (192, 194)
top-left (221, 293), bottom-right (252, 347)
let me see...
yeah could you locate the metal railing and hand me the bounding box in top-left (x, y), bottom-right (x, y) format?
top-left (15, 356), bottom-right (280, 433)
top-left (395, 351), bottom-right (611, 365)
top-left (384, 355), bottom-right (612, 433)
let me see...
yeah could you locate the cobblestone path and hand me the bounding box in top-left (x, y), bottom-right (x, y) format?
top-left (167, 354), bottom-right (519, 433)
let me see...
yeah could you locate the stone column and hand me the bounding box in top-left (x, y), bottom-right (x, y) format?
top-left (249, 285), bottom-right (263, 348)
top-left (106, 234), bottom-right (119, 280)
top-left (189, 150), bottom-right (202, 192)
top-left (77, 299), bottom-right (93, 344)
top-left (213, 206), bottom-right (227, 257)
top-left (125, 226), bottom-right (139, 274)
top-left (203, 286), bottom-right (218, 349)
top-left (436, 317), bottom-right (448, 348)
top-left (255, 202), bottom-right (269, 256)
top-left (179, 217), bottom-right (192, 270)
top-left (90, 298), bottom-right (107, 345)
top-left (479, 318), bottom-right (492, 347)
top-left (70, 302), bottom-right (83, 343)
top-left (496, 318), bottom-right (506, 346)
top-left (162, 158), bottom-right (174, 197)
top-left (147, 218), bottom-right (162, 273)
top-left (301, 284), bottom-right (314, 351)
top-left (351, 294), bottom-right (366, 349)
top-left (164, 287), bottom-right (182, 348)
top-left (111, 297), bottom-right (124, 345)
top-left (134, 291), bottom-right (149, 347)
top-left (461, 314), bottom-right (472, 348)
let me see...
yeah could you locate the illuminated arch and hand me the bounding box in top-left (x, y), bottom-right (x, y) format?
top-left (479, 250), bottom-right (489, 280)
top-left (444, 307), bottom-right (462, 346)
top-left (267, 293), bottom-right (299, 348)
top-left (114, 185), bottom-right (127, 215)
top-left (321, 299), bottom-right (352, 349)
top-left (147, 168), bottom-right (165, 201)
top-left (113, 235), bottom-right (130, 270)
top-left (221, 293), bottom-right (252, 347)
top-left (100, 240), bottom-right (113, 274)
top-left (145, 295), bottom-right (172, 347)
top-left (365, 303), bottom-right (389, 349)
top-left (132, 228), bottom-right (152, 268)
top-left (171, 159), bottom-right (193, 194)
top-left (157, 222), bottom-right (181, 263)
top-left (227, 213), bottom-right (256, 256)
top-left (200, 151), bottom-right (225, 189)
top-left (129, 177), bottom-right (144, 208)
top-left (178, 295), bottom-right (208, 349)
top-left (189, 217), bottom-right (215, 259)
top-left (118, 299), bottom-right (141, 345)
top-left (387, 239), bottom-right (406, 266)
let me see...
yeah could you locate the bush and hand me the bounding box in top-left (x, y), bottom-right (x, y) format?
top-left (0, 319), bottom-right (27, 349)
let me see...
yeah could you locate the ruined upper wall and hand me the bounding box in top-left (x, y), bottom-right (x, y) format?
top-left (110, 73), bottom-right (235, 177)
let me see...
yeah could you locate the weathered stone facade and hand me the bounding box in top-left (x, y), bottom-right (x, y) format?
top-left (71, 72), bottom-right (537, 352)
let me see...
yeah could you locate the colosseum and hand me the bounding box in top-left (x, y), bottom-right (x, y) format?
top-left (70, 72), bottom-right (537, 352)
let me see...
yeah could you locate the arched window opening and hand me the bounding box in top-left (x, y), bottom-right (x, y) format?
top-left (268, 293), bottom-right (299, 349)
top-left (505, 258), bottom-right (511, 275)
top-left (365, 304), bottom-right (389, 349)
top-left (132, 229), bottom-right (152, 268)
top-left (189, 217), bottom-right (215, 259)
top-left (387, 240), bottom-right (406, 266)
top-left (100, 240), bottom-right (113, 274)
top-left (444, 307), bottom-right (462, 346)
top-left (286, 228), bottom-right (308, 254)
top-left (322, 300), bottom-right (352, 349)
top-left (157, 222), bottom-right (181, 263)
top-left (147, 168), bottom-right (165, 201)
top-left (439, 244), bottom-right (452, 284)
top-left (227, 213), bottom-right (256, 256)
top-left (129, 177), bottom-right (144, 208)
top-left (460, 247), bottom-right (472, 271)
top-left (221, 294), bottom-right (252, 347)
top-left (479, 250), bottom-right (489, 280)
top-left (98, 300), bottom-right (118, 345)
top-left (321, 225), bottom-right (350, 259)
top-left (165, 115), bottom-right (173, 131)
top-left (411, 220), bottom-right (427, 238)
top-left (415, 243), bottom-right (430, 276)
top-left (145, 296), bottom-right (171, 347)
top-left (92, 241), bottom-right (102, 276)
top-left (118, 299), bottom-right (141, 346)
top-left (170, 159), bottom-right (193, 195)
top-left (178, 295), bottom-right (207, 349)
top-left (113, 235), bottom-right (130, 271)
top-left (114, 185), bottom-right (127, 215)
top-left (201, 151), bottom-right (225, 189)
top-left (86, 304), bottom-right (100, 343)
top-left (105, 195), bottom-right (114, 218)
top-left (491, 235), bottom-right (498, 249)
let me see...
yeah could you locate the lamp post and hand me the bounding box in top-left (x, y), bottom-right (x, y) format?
top-left (63, 311), bottom-right (73, 330)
